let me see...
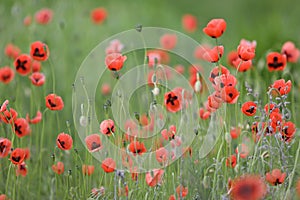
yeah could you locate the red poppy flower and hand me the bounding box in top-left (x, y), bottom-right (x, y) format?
top-left (229, 175), bottom-right (267, 200)
top-left (35, 8), bottom-right (53, 25)
top-left (85, 134), bottom-right (102, 152)
top-left (230, 127), bottom-right (241, 139)
top-left (155, 147), bottom-right (168, 163)
top-left (14, 118), bottom-right (31, 138)
top-left (270, 79), bottom-right (292, 96)
top-left (232, 58), bottom-right (252, 72)
top-left (241, 101), bottom-right (257, 116)
top-left (281, 41), bottom-right (300, 63)
top-left (100, 119), bottom-right (115, 136)
top-left (23, 148), bottom-right (30, 160)
top-left (105, 53), bottom-right (127, 71)
top-left (105, 39), bottom-right (124, 55)
top-left (182, 14), bottom-right (197, 33)
top-left (29, 72), bottom-right (45, 86)
top-left (101, 83), bottom-right (111, 95)
top-left (0, 100), bottom-right (9, 113)
top-left (56, 133), bottom-right (73, 150)
top-left (213, 73), bottom-right (237, 90)
top-left (0, 138), bottom-right (12, 158)
top-left (128, 141), bottom-right (147, 156)
top-left (101, 157), bottom-right (116, 173)
top-left (122, 151), bottom-right (133, 169)
top-left (0, 66), bottom-right (15, 84)
top-left (226, 154), bottom-right (237, 168)
top-left (266, 169), bottom-right (286, 186)
top-left (270, 112), bottom-right (282, 127)
top-left (203, 18), bottom-right (226, 38)
top-left (264, 103), bottom-right (279, 114)
top-left (30, 41), bottom-right (49, 61)
top-left (199, 107), bottom-right (211, 119)
top-left (227, 50), bottom-right (239, 66)
top-left (14, 54), bottom-right (32, 76)
top-left (10, 148), bottom-right (25, 165)
top-left (296, 179), bottom-right (300, 197)
top-left (52, 161), bottom-right (64, 174)
top-left (161, 125), bottom-right (176, 140)
top-left (16, 162), bottom-right (27, 177)
top-left (5, 43), bottom-right (21, 59)
top-left (0, 108), bottom-right (18, 124)
top-left (237, 43), bottom-right (256, 61)
top-left (169, 195), bottom-right (176, 200)
top-left (267, 52), bottom-right (287, 71)
top-left (160, 34), bottom-right (177, 50)
top-left (174, 65), bottom-right (185, 74)
top-left (45, 94), bottom-right (64, 111)
top-left (82, 165), bottom-right (95, 176)
top-left (209, 65), bottom-right (230, 84)
top-left (32, 61), bottom-right (41, 72)
top-left (207, 94), bottom-right (222, 111)
top-left (202, 45), bottom-right (224, 63)
top-left (281, 121), bottom-right (296, 142)
top-left (91, 7), bottom-right (107, 24)
top-left (164, 90), bottom-right (182, 113)
top-left (0, 194), bottom-right (8, 200)
top-left (194, 44), bottom-right (211, 60)
top-left (235, 143), bottom-right (249, 159)
top-left (176, 185), bottom-right (188, 197)
top-left (147, 49), bottom-right (170, 64)
top-left (26, 111), bottom-right (42, 124)
top-left (145, 169), bottom-right (164, 187)
top-left (147, 52), bottom-right (161, 68)
top-left (118, 185), bottom-right (129, 197)
top-left (23, 15), bottom-right (32, 26)
top-left (220, 86), bottom-right (239, 104)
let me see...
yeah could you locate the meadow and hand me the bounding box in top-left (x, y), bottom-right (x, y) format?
top-left (1, 0), bottom-right (300, 199)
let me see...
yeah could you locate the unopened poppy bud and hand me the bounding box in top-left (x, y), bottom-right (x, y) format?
top-left (152, 87), bottom-right (160, 96)
top-left (135, 24), bottom-right (142, 32)
top-left (194, 80), bottom-right (202, 92)
top-left (80, 116), bottom-right (88, 127)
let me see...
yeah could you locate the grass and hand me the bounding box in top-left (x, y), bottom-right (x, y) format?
top-left (1, 0), bottom-right (300, 199)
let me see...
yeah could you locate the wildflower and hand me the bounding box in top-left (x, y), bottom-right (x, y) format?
top-left (220, 86), bottom-right (239, 104)
top-left (56, 133), bottom-right (73, 150)
top-left (14, 54), bottom-right (32, 76)
top-left (182, 14), bottom-right (197, 32)
top-left (235, 143), bottom-right (249, 158)
top-left (145, 169), bottom-right (164, 187)
top-left (35, 8), bottom-right (53, 25)
top-left (16, 162), bottom-right (27, 177)
top-left (101, 83), bottom-right (111, 95)
top-left (237, 39), bottom-right (256, 61)
top-left (160, 34), bottom-right (177, 50)
top-left (85, 134), bottom-right (102, 152)
top-left (10, 148), bottom-right (26, 165)
top-left (0, 138), bottom-right (12, 158)
top-left (30, 41), bottom-right (49, 61)
top-left (23, 15), bottom-right (32, 26)
top-left (52, 162), bottom-right (64, 174)
top-left (241, 101), bottom-right (257, 116)
top-left (0, 100), bottom-right (9, 113)
top-left (105, 53), bottom-right (127, 71)
top-left (26, 111), bottom-right (42, 124)
top-left (202, 45), bottom-right (224, 63)
top-left (209, 65), bottom-right (230, 84)
top-left (267, 52), bottom-right (287, 71)
top-left (45, 94), bottom-right (64, 111)
top-left (161, 125), bottom-right (176, 140)
top-left (229, 175), bottom-right (267, 200)
top-left (105, 39), bottom-right (124, 55)
top-left (281, 41), bottom-right (300, 63)
top-left (281, 121), bottom-right (296, 142)
top-left (155, 147), bottom-right (168, 163)
top-left (265, 169), bottom-right (286, 186)
top-left (101, 157), bottom-right (116, 173)
top-left (270, 79), bottom-right (292, 96)
top-left (82, 165), bottom-right (95, 176)
top-left (14, 118), bottom-right (31, 138)
top-left (226, 154), bottom-right (237, 168)
top-left (232, 58), bottom-right (252, 72)
top-left (176, 185), bottom-right (188, 197)
top-left (230, 127), bottom-right (241, 139)
top-left (203, 18), bottom-right (226, 38)
top-left (5, 43), bottom-right (21, 59)
top-left (91, 7), bottom-right (107, 24)
top-left (164, 90), bottom-right (182, 113)
top-left (0, 108), bottom-right (18, 124)
top-left (0, 66), bottom-right (15, 84)
top-left (128, 141), bottom-right (147, 156)
top-left (29, 72), bottom-right (45, 86)
top-left (99, 119), bottom-right (115, 136)
top-left (32, 61), bottom-right (41, 72)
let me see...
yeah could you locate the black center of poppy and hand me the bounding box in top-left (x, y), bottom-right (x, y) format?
top-left (57, 139), bottom-right (66, 149)
top-left (2, 75), bottom-right (11, 81)
top-left (105, 125), bottom-right (114, 135)
top-left (268, 56), bottom-right (283, 69)
top-left (237, 184), bottom-right (254, 197)
top-left (246, 106), bottom-right (255, 114)
top-left (228, 93), bottom-right (233, 98)
top-left (12, 156), bottom-right (21, 162)
top-left (33, 48), bottom-right (45, 57)
top-left (274, 178), bottom-right (282, 185)
top-left (48, 99), bottom-right (57, 107)
top-left (166, 94), bottom-right (178, 106)
top-left (91, 142), bottom-right (101, 150)
top-left (0, 142), bottom-right (6, 153)
top-left (15, 124), bottom-right (22, 135)
top-left (16, 59), bottom-right (28, 71)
